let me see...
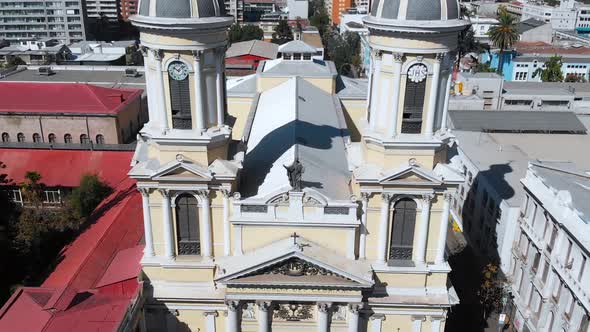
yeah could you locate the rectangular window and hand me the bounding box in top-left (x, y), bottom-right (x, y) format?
top-left (532, 250), bottom-right (541, 273)
top-left (43, 190), bottom-right (61, 204)
top-left (542, 261), bottom-right (549, 283)
top-left (11, 189), bottom-right (22, 204)
top-left (548, 224), bottom-right (558, 252)
top-left (579, 256), bottom-right (587, 282)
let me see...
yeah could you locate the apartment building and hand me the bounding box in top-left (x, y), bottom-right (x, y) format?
top-left (509, 162), bottom-right (590, 332)
top-left (325, 0), bottom-right (351, 24)
top-left (120, 0), bottom-right (137, 21)
top-left (85, 0), bottom-right (119, 20)
top-left (0, 0), bottom-right (86, 44)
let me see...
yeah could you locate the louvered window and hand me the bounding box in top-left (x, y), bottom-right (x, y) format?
top-left (175, 194), bottom-right (200, 255)
top-left (389, 198), bottom-right (417, 261)
top-left (401, 79), bottom-right (426, 133)
top-left (169, 76), bottom-right (192, 129)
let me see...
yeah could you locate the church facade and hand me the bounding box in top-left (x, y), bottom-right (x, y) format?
top-left (129, 0), bottom-right (470, 330)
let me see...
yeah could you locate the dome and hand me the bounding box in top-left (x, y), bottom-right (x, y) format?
top-left (365, 0), bottom-right (468, 31)
top-left (138, 0), bottom-right (225, 19)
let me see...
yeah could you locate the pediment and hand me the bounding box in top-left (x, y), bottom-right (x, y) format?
top-left (220, 256), bottom-right (368, 288)
top-left (380, 166), bottom-right (442, 186)
top-left (152, 162), bottom-right (213, 182)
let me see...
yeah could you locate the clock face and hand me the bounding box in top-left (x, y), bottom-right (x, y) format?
top-left (168, 61), bottom-right (189, 81)
top-left (407, 64), bottom-right (428, 83)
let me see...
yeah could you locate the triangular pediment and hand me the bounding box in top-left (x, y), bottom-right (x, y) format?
top-left (152, 161), bottom-right (213, 182)
top-left (215, 238), bottom-right (374, 288)
top-left (380, 166), bottom-right (442, 186)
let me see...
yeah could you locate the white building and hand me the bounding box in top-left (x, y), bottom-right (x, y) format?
top-left (0, 0), bottom-right (86, 44)
top-left (509, 162), bottom-right (590, 332)
top-left (471, 16), bottom-right (498, 43)
top-left (85, 0), bottom-right (120, 20)
top-left (286, 0), bottom-right (307, 20)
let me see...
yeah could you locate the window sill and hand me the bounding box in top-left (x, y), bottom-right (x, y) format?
top-left (141, 255), bottom-right (216, 269)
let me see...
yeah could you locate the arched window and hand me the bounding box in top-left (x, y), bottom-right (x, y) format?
top-left (175, 194), bottom-right (200, 255)
top-left (389, 198), bottom-right (417, 261)
top-left (48, 133), bottom-right (56, 143)
top-left (80, 134), bottom-right (90, 144)
top-left (17, 133), bottom-right (25, 142)
top-left (1, 133), bottom-right (9, 142)
top-left (168, 61), bottom-right (192, 129)
top-left (64, 133), bottom-right (72, 143)
top-left (95, 134), bottom-right (104, 145)
top-left (402, 64), bottom-right (427, 134)
top-left (32, 133), bottom-right (41, 143)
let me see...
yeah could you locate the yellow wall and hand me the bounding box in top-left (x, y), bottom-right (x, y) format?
top-left (227, 96), bottom-right (254, 139)
top-left (341, 99), bottom-right (366, 142)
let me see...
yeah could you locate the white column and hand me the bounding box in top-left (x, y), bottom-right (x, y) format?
top-left (317, 303), bottom-right (330, 332)
top-left (204, 311), bottom-right (218, 332)
top-left (234, 225), bottom-right (243, 255)
top-left (387, 53), bottom-right (403, 138)
top-left (139, 188), bottom-right (155, 257)
top-left (430, 317), bottom-right (443, 332)
top-left (347, 228), bottom-right (356, 259)
top-left (159, 189), bottom-right (175, 259)
top-left (226, 301), bottom-right (239, 332)
top-left (365, 53), bottom-right (375, 118)
top-left (425, 53), bottom-right (444, 137)
top-left (435, 193), bottom-right (451, 264)
top-left (153, 49), bottom-right (169, 130)
top-left (416, 194), bottom-right (433, 264)
top-left (348, 304), bottom-right (361, 332)
top-left (140, 47), bottom-right (155, 126)
top-left (369, 51), bottom-right (382, 131)
top-left (192, 50), bottom-right (206, 132)
top-left (359, 193), bottom-right (369, 259)
top-left (411, 316), bottom-right (424, 332)
top-left (222, 190), bottom-right (231, 256)
top-left (440, 72), bottom-right (452, 132)
top-left (256, 301), bottom-right (272, 332)
top-left (200, 190), bottom-right (212, 258)
top-left (369, 314), bottom-right (385, 332)
top-left (215, 47), bottom-right (225, 127)
top-left (377, 193), bottom-right (392, 264)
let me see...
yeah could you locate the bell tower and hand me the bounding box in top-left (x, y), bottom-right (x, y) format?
top-left (362, 0), bottom-right (469, 169)
top-left (131, 0), bottom-right (233, 165)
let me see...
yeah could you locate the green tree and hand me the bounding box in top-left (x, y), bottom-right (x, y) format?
top-left (475, 62), bottom-right (497, 73)
top-left (326, 31), bottom-right (361, 77)
top-left (488, 7), bottom-right (520, 74)
top-left (533, 55), bottom-right (564, 82)
top-left (271, 20), bottom-right (294, 45)
top-left (457, 28), bottom-right (489, 68)
top-left (20, 171), bottom-right (44, 206)
top-left (66, 174), bottom-right (112, 220)
top-left (7, 56), bottom-right (26, 67)
top-left (478, 263), bottom-right (508, 320)
top-left (228, 24), bottom-right (264, 44)
top-left (309, 0), bottom-right (330, 38)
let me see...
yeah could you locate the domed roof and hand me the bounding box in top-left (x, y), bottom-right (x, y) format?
top-left (138, 0), bottom-right (225, 19)
top-left (366, 0), bottom-right (466, 30)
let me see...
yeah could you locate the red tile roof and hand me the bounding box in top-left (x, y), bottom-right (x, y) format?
top-left (0, 82), bottom-right (142, 115)
top-left (0, 157), bottom-right (145, 331)
top-left (0, 149), bottom-right (133, 187)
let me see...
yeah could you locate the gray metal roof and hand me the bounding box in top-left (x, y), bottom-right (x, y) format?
top-left (260, 59), bottom-right (337, 77)
top-left (370, 0), bottom-right (460, 21)
top-left (278, 40), bottom-right (317, 54)
top-left (241, 77), bottom-right (351, 199)
top-left (449, 110), bottom-right (587, 133)
top-left (518, 18), bottom-right (547, 33)
top-left (0, 69), bottom-right (146, 90)
top-left (138, 0), bottom-right (224, 18)
top-left (336, 76), bottom-right (368, 99)
top-left (226, 40), bottom-right (278, 59)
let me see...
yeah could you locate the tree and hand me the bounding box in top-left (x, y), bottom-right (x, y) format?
top-left (326, 31), bottom-right (362, 77)
top-left (271, 20), bottom-right (294, 45)
top-left (66, 174), bottom-right (112, 220)
top-left (488, 7), bottom-right (520, 74)
top-left (309, 0), bottom-right (330, 38)
top-left (475, 62), bottom-right (496, 73)
top-left (478, 263), bottom-right (508, 320)
top-left (20, 171), bottom-right (44, 206)
top-left (533, 55), bottom-right (564, 82)
top-left (457, 28), bottom-right (489, 68)
top-left (228, 24), bottom-right (264, 44)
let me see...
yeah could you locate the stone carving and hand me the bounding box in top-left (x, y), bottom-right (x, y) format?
top-left (257, 301), bottom-right (272, 312)
top-left (226, 300), bottom-right (240, 312)
top-left (284, 159), bottom-right (304, 191)
top-left (269, 193), bottom-right (289, 204)
top-left (317, 303), bottom-right (331, 313)
top-left (331, 305), bottom-right (347, 321)
top-left (274, 304), bottom-right (314, 321)
top-left (408, 63), bottom-right (428, 83)
top-left (241, 303), bottom-right (256, 320)
top-left (256, 258), bottom-right (335, 277)
top-left (303, 195), bottom-right (322, 206)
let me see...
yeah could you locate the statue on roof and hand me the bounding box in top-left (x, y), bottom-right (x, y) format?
top-left (284, 159), bottom-right (304, 191)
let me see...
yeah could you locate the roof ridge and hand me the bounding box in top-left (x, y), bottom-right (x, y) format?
top-left (84, 84), bottom-right (113, 111)
top-left (531, 161), bottom-right (590, 180)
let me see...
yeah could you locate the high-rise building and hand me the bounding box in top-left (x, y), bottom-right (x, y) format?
top-left (324, 0), bottom-right (352, 24)
top-left (120, 0), bottom-right (138, 21)
top-left (85, 0), bottom-right (120, 20)
top-left (129, 0), bottom-right (470, 330)
top-left (0, 0), bottom-right (86, 44)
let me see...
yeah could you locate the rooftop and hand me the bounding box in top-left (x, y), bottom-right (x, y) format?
top-left (260, 58), bottom-right (337, 77)
top-left (449, 111), bottom-right (587, 133)
top-left (0, 149), bottom-right (134, 187)
top-left (278, 40), bottom-right (318, 54)
top-left (518, 18), bottom-right (547, 33)
top-left (226, 40), bottom-right (278, 59)
top-left (0, 69), bottom-right (146, 90)
top-left (0, 82), bottom-right (142, 115)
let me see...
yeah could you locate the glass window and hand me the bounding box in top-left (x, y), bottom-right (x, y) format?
top-left (43, 190), bottom-right (60, 203)
top-left (48, 133), bottom-right (56, 143)
top-left (80, 134), bottom-right (90, 144)
top-left (175, 194), bottom-right (201, 255)
top-left (1, 133), bottom-right (9, 142)
top-left (32, 133), bottom-right (41, 143)
top-left (389, 198), bottom-right (417, 261)
top-left (64, 133), bottom-right (72, 143)
top-left (401, 65), bottom-right (427, 134)
top-left (95, 134), bottom-right (104, 145)
top-left (17, 133), bottom-right (25, 142)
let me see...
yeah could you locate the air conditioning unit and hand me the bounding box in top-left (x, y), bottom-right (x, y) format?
top-left (37, 66), bottom-right (54, 76)
top-left (124, 68), bottom-right (139, 77)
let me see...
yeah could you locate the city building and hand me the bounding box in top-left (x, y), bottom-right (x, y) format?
top-left (120, 0), bottom-right (139, 21)
top-left (85, 0), bottom-right (120, 21)
top-left (286, 0), bottom-right (307, 20)
top-left (517, 19), bottom-right (552, 44)
top-left (0, 0), bottom-right (86, 44)
top-left (0, 82), bottom-right (144, 146)
top-left (224, 0), bottom-right (244, 22)
top-left (324, 0), bottom-right (352, 24)
top-left (128, 0), bottom-right (469, 331)
top-left (508, 162), bottom-right (590, 332)
top-left (0, 149), bottom-right (134, 205)
top-left (0, 154), bottom-right (144, 331)
top-left (470, 15), bottom-right (498, 44)
top-left (449, 110), bottom-right (590, 273)
top-left (0, 38), bottom-right (71, 66)
top-left (225, 39), bottom-right (278, 74)
top-left (277, 40), bottom-right (322, 61)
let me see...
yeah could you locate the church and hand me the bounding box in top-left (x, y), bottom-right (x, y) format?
top-left (128, 0), bottom-right (469, 330)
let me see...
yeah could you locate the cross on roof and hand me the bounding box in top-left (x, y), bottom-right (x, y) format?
top-left (291, 232), bottom-right (299, 246)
